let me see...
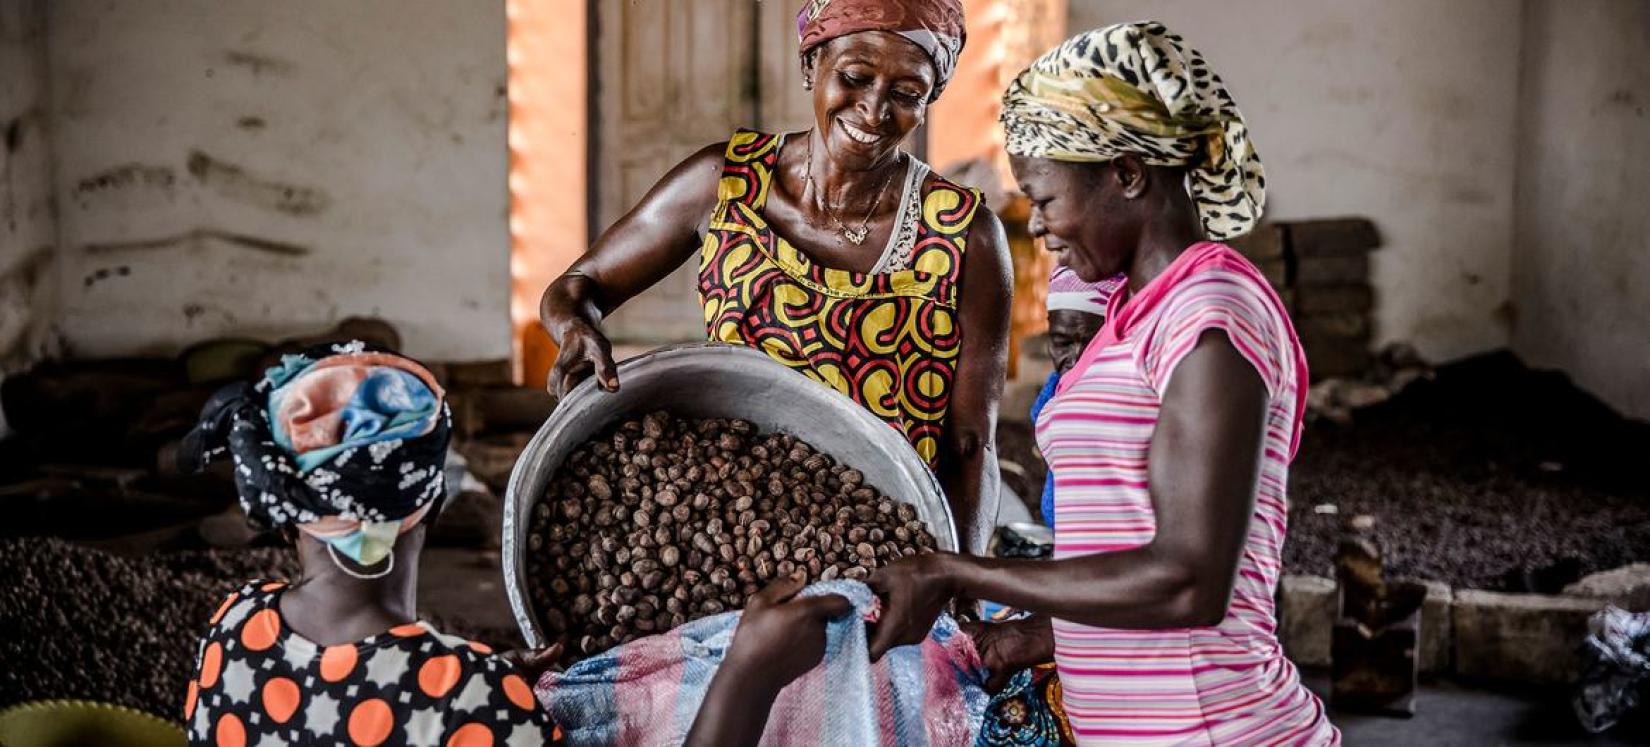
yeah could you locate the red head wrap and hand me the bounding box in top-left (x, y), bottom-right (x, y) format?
top-left (796, 0), bottom-right (966, 96)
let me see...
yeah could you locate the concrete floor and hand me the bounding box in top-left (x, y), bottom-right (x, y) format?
top-left (1302, 673), bottom-right (1648, 746)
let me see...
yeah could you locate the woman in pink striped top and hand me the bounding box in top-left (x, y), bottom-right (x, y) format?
top-left (870, 23), bottom-right (1337, 745)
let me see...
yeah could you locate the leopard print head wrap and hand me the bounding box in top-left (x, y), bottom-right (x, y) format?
top-left (1000, 22), bottom-right (1265, 240)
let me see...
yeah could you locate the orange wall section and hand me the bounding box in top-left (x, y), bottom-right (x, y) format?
top-left (926, 0), bottom-right (1066, 378)
top-left (927, 0), bottom-right (1006, 172)
top-left (507, 0), bottom-right (587, 387)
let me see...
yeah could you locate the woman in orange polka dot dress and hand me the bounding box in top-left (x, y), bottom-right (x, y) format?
top-left (179, 342), bottom-right (854, 746)
top-left (178, 342), bottom-right (564, 746)
top-left (186, 579), bottom-right (557, 746)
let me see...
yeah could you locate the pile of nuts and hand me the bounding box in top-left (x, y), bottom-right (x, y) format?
top-left (525, 411), bottom-right (938, 657)
top-left (0, 538), bottom-right (301, 718)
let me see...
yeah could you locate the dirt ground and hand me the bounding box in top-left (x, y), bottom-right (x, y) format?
top-left (0, 539), bottom-right (297, 718)
top-left (1283, 352), bottom-right (1650, 591)
top-left (0, 539), bottom-right (522, 720)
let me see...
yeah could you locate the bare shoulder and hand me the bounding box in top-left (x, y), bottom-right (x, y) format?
top-left (964, 205), bottom-right (1011, 272)
top-left (653, 141), bottom-right (728, 200)
top-left (969, 204), bottom-right (1006, 242)
top-left (957, 204), bottom-right (1012, 330)
top-left (625, 141), bottom-right (729, 230)
top-left (681, 141), bottom-right (729, 176)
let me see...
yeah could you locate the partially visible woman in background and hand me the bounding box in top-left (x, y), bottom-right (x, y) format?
top-left (1034, 265), bottom-right (1123, 529)
top-left (871, 22), bottom-right (1338, 744)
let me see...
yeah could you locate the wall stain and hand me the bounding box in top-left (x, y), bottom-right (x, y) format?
top-left (178, 303), bottom-right (237, 327)
top-left (73, 164), bottom-right (176, 197)
top-left (224, 50), bottom-right (296, 77)
top-left (81, 265), bottom-right (132, 288)
top-left (0, 244), bottom-right (54, 284)
top-left (1445, 184), bottom-right (1494, 206)
top-left (82, 228), bottom-right (310, 257)
top-left (187, 150), bottom-right (331, 217)
top-left (236, 116), bottom-right (267, 131)
top-left (1295, 18), bottom-right (1356, 49)
top-left (1603, 89), bottom-right (1646, 118)
top-left (4, 119), bottom-right (20, 153)
top-left (1415, 84), bottom-right (1474, 122)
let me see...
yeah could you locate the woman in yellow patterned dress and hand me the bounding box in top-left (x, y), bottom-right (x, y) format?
top-left (538, 0), bottom-right (1011, 554)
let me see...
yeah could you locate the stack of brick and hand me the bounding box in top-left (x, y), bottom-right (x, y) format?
top-left (1229, 218), bottom-right (1380, 381)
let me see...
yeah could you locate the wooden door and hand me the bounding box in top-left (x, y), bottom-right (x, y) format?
top-left (593, 0), bottom-right (813, 343)
top-left (756, 1), bottom-right (816, 133)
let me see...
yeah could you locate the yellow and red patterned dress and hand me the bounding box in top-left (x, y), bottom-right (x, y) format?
top-left (699, 130), bottom-right (982, 466)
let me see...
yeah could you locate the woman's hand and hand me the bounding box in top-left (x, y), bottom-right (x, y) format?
top-left (867, 551), bottom-right (961, 661)
top-left (536, 142), bottom-right (725, 399)
top-left (959, 616), bottom-right (1054, 692)
top-left (548, 318), bottom-right (619, 398)
top-left (685, 575), bottom-right (851, 747)
top-left (499, 642), bottom-right (565, 683)
top-left (723, 574), bottom-right (852, 691)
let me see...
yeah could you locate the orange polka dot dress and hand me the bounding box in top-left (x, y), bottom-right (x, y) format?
top-left (186, 581), bottom-right (561, 746)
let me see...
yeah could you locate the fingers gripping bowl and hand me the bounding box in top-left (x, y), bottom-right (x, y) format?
top-left (504, 343), bottom-right (957, 649)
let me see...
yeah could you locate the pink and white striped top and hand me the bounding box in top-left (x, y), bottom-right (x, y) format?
top-left (1035, 243), bottom-right (1337, 745)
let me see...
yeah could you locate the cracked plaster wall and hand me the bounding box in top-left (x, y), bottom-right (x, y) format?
top-left (1512, 0), bottom-right (1650, 420)
top-left (1070, 0), bottom-right (1524, 364)
top-left (46, 0), bottom-right (509, 361)
top-left (0, 0), bottom-right (58, 373)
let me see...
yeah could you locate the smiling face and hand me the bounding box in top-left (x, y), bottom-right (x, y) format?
top-left (1011, 155), bottom-right (1141, 283)
top-left (806, 32), bottom-right (936, 170)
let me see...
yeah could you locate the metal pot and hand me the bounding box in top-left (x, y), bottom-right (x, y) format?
top-left (503, 342), bottom-right (954, 647)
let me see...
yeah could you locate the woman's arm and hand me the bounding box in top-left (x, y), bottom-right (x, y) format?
top-left (871, 330), bottom-right (1267, 657)
top-left (938, 206), bottom-right (1012, 556)
top-left (539, 142), bottom-right (726, 396)
top-left (684, 576), bottom-right (851, 747)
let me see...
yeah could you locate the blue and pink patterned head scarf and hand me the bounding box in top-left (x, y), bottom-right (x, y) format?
top-left (181, 341), bottom-right (450, 569)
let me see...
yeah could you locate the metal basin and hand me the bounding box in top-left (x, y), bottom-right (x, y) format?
top-left (503, 342), bottom-right (954, 648)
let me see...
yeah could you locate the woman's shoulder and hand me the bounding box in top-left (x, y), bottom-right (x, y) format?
top-left (1155, 243), bottom-right (1280, 305)
top-left (911, 159), bottom-right (990, 240)
top-left (1142, 243), bottom-right (1301, 391)
top-left (201, 579), bottom-right (284, 635)
top-left (718, 129), bottom-right (789, 165)
top-left (919, 160), bottom-right (984, 204)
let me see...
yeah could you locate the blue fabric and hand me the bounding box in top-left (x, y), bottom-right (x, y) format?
top-left (268, 366), bottom-right (441, 473)
top-left (1030, 371), bottom-right (1061, 529)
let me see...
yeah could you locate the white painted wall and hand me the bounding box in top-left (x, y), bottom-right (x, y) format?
top-left (0, 0), bottom-right (57, 372)
top-left (1512, 0), bottom-right (1650, 420)
top-left (46, 0), bottom-right (509, 362)
top-left (1067, 0), bottom-right (1524, 363)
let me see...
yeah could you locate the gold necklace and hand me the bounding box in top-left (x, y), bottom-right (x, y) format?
top-left (804, 137), bottom-right (903, 245)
